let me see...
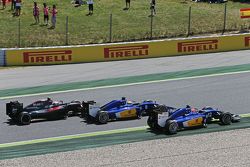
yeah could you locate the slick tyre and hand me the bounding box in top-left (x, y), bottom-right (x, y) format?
top-left (136, 111), bottom-right (142, 119)
top-left (158, 105), bottom-right (167, 113)
top-left (220, 112), bottom-right (232, 125)
top-left (19, 112), bottom-right (31, 125)
top-left (165, 120), bottom-right (178, 135)
top-left (147, 116), bottom-right (158, 130)
top-left (97, 111), bottom-right (109, 124)
top-left (147, 116), bottom-right (154, 128)
top-left (202, 120), bottom-right (208, 128)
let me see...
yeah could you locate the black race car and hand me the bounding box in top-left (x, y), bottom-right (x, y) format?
top-left (6, 98), bottom-right (82, 125)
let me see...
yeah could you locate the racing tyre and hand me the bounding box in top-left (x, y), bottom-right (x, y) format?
top-left (136, 111), bottom-right (142, 119)
top-left (19, 112), bottom-right (31, 125)
top-left (220, 112), bottom-right (232, 125)
top-left (165, 120), bottom-right (178, 135)
top-left (147, 116), bottom-right (154, 128)
top-left (202, 119), bottom-right (207, 128)
top-left (147, 116), bottom-right (158, 130)
top-left (158, 105), bottom-right (167, 113)
top-left (97, 111), bottom-right (109, 124)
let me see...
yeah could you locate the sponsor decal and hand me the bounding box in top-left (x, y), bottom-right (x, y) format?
top-left (23, 50), bottom-right (72, 63)
top-left (104, 45), bottom-right (149, 58)
top-left (48, 106), bottom-right (62, 112)
top-left (120, 109), bottom-right (137, 118)
top-left (177, 39), bottom-right (218, 53)
top-left (244, 37), bottom-right (250, 47)
top-left (186, 117), bottom-right (203, 127)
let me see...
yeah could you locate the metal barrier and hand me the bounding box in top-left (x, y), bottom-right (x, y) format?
top-left (4, 33), bottom-right (250, 66)
top-left (0, 50), bottom-right (5, 66)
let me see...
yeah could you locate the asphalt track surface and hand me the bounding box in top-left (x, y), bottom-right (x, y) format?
top-left (1, 50), bottom-right (250, 166)
top-left (1, 71), bottom-right (250, 144)
top-left (2, 49), bottom-right (250, 90)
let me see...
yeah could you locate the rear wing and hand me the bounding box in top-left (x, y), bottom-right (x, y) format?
top-left (81, 101), bottom-right (96, 115)
top-left (6, 101), bottom-right (23, 116)
top-left (81, 101), bottom-right (102, 118)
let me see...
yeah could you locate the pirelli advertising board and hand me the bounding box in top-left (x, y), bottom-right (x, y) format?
top-left (5, 34), bottom-right (250, 66)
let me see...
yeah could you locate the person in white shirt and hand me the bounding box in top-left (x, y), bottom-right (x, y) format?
top-left (150, 0), bottom-right (156, 15)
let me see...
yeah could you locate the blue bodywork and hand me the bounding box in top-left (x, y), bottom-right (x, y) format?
top-left (147, 105), bottom-right (240, 133)
top-left (84, 98), bottom-right (158, 123)
top-left (167, 107), bottom-right (211, 128)
top-left (101, 99), bottom-right (157, 117)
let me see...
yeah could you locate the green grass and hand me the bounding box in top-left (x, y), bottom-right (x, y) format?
top-left (0, 0), bottom-right (250, 48)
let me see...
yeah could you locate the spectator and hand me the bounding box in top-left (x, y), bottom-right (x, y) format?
top-left (11, 0), bottom-right (16, 11)
top-left (33, 2), bottom-right (40, 24)
top-left (125, 0), bottom-right (130, 9)
top-left (2, 0), bottom-right (6, 9)
top-left (150, 0), bottom-right (156, 16)
top-left (87, 0), bottom-right (93, 15)
top-left (15, 0), bottom-right (21, 16)
top-left (43, 3), bottom-right (49, 26)
top-left (51, 4), bottom-right (57, 29)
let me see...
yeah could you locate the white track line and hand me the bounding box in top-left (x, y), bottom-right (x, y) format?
top-left (1, 69), bottom-right (250, 100)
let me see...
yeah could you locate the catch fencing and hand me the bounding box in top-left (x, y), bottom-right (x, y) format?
top-left (1, 3), bottom-right (250, 48)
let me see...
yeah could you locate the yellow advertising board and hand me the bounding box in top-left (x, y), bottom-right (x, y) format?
top-left (5, 34), bottom-right (250, 66)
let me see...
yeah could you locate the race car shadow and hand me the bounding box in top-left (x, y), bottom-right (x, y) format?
top-left (4, 118), bottom-right (68, 126)
top-left (146, 126), bottom-right (209, 136)
top-left (208, 120), bottom-right (238, 126)
top-left (81, 117), bottom-right (142, 125)
top-left (4, 119), bottom-right (17, 126)
top-left (147, 121), bottom-right (236, 135)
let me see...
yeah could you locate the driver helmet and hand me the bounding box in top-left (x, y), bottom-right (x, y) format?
top-left (121, 97), bottom-right (126, 101)
top-left (191, 108), bottom-right (197, 112)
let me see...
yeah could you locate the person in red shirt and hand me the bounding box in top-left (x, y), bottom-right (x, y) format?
top-left (43, 3), bottom-right (49, 26)
top-left (33, 2), bottom-right (40, 24)
top-left (2, 0), bottom-right (6, 9)
top-left (51, 4), bottom-right (57, 29)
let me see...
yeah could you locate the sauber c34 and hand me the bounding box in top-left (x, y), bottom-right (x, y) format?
top-left (82, 97), bottom-right (158, 124)
top-left (147, 105), bottom-right (240, 134)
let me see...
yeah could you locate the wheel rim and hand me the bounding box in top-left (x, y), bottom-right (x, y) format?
top-left (169, 123), bottom-right (177, 132)
top-left (223, 114), bottom-right (231, 124)
top-left (99, 113), bottom-right (108, 123)
top-left (21, 115), bottom-right (30, 124)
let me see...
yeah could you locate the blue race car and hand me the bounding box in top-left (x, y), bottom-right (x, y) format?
top-left (82, 97), bottom-right (158, 124)
top-left (147, 105), bottom-right (240, 134)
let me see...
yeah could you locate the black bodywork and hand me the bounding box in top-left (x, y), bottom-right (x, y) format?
top-left (6, 99), bottom-right (82, 125)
